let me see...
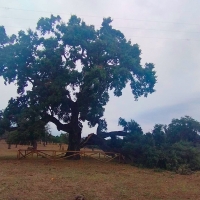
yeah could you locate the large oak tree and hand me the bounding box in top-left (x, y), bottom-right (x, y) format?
top-left (0, 15), bottom-right (156, 153)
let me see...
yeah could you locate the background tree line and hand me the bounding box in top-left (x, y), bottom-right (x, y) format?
top-left (105, 115), bottom-right (200, 174)
top-left (2, 122), bottom-right (69, 148)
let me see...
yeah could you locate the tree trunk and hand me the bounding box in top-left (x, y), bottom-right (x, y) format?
top-left (65, 102), bottom-right (82, 159)
top-left (31, 140), bottom-right (37, 150)
top-left (42, 102), bottom-right (82, 159)
top-left (65, 129), bottom-right (81, 159)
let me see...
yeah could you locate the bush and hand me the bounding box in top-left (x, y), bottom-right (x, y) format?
top-left (166, 142), bottom-right (200, 171)
top-left (120, 134), bottom-right (200, 172)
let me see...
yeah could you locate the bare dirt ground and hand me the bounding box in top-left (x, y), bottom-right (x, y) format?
top-left (0, 140), bottom-right (200, 200)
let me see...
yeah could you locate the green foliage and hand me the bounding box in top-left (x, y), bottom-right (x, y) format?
top-left (152, 124), bottom-right (166, 148)
top-left (48, 135), bottom-right (61, 144)
top-left (116, 116), bottom-right (200, 172)
top-left (166, 116), bottom-right (200, 144)
top-left (119, 117), bottom-right (143, 134)
top-left (6, 130), bottom-right (20, 144)
top-left (166, 142), bottom-right (200, 171)
top-left (59, 132), bottom-right (69, 144)
top-left (45, 132), bottom-right (69, 144)
top-left (106, 137), bottom-right (123, 150)
top-left (5, 120), bottom-right (48, 145)
top-left (0, 110), bottom-right (10, 135)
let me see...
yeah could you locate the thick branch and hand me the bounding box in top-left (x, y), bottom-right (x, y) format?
top-left (98, 131), bottom-right (127, 138)
top-left (80, 133), bottom-right (113, 152)
top-left (42, 114), bottom-right (72, 132)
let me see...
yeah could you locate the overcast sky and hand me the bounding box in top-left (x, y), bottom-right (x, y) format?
top-left (0, 0), bottom-right (200, 136)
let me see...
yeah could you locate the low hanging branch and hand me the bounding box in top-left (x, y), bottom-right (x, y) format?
top-left (98, 131), bottom-right (127, 138)
top-left (80, 133), bottom-right (112, 152)
top-left (80, 130), bottom-right (127, 153)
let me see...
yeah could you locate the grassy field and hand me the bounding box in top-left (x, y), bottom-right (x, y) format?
top-left (0, 140), bottom-right (200, 200)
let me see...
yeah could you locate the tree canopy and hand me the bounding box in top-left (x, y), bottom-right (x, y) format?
top-left (0, 15), bottom-right (156, 152)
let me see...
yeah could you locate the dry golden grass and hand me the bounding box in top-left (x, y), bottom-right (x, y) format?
top-left (0, 140), bottom-right (200, 200)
